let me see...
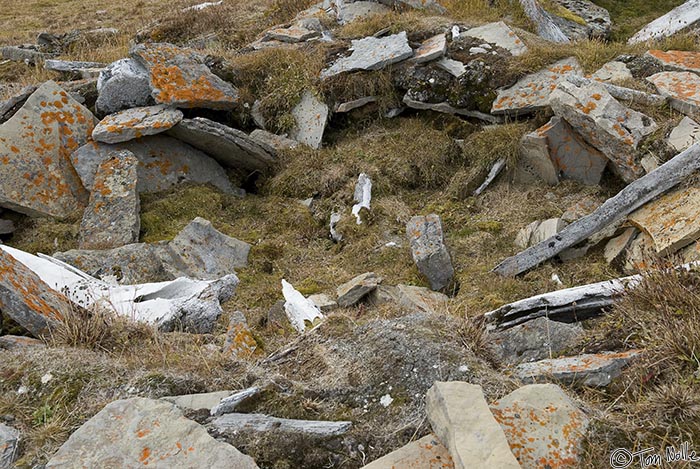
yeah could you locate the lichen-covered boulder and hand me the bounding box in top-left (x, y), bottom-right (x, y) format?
top-left (92, 104), bottom-right (183, 144)
top-left (96, 58), bottom-right (152, 115)
top-left (0, 80), bottom-right (94, 217)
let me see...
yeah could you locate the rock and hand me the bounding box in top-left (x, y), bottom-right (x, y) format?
top-left (515, 218), bottom-right (567, 249)
top-left (488, 317), bottom-right (584, 365)
top-left (436, 58), bottom-right (466, 77)
top-left (550, 0), bottom-right (611, 39)
top-left (0, 85), bottom-right (37, 124)
top-left (413, 34), bottom-right (447, 64)
top-left (362, 434), bottom-right (454, 468)
top-left (406, 214), bottom-right (454, 291)
top-left (515, 350), bottom-right (642, 387)
top-left (96, 58), bottom-right (152, 115)
top-left (402, 97), bottom-right (501, 123)
top-left (351, 173), bottom-right (372, 224)
top-left (161, 390), bottom-right (234, 412)
top-left (590, 60), bottom-right (633, 83)
top-left (464, 21), bottom-right (527, 56)
top-left (1, 244), bottom-right (238, 333)
top-left (623, 231), bottom-right (656, 273)
top-left (0, 423), bottom-right (19, 469)
top-left (629, 1), bottom-right (700, 44)
top-left (491, 384), bottom-right (589, 468)
top-left (130, 42), bottom-right (239, 110)
top-left (210, 413), bottom-right (351, 438)
top-left (45, 398), bottom-right (259, 468)
top-left (0, 219), bottom-right (14, 235)
top-left (647, 49), bottom-right (700, 75)
top-left (71, 135), bottom-right (235, 194)
top-left (530, 117), bottom-right (608, 185)
top-left (210, 387), bottom-right (261, 417)
top-left (92, 104), bottom-right (183, 144)
top-left (515, 130), bottom-right (560, 185)
top-left (78, 151), bottom-right (140, 250)
top-left (0, 247), bottom-right (71, 337)
top-left (337, 1), bottom-right (390, 24)
top-left (321, 32), bottom-right (413, 78)
top-left (44, 59), bottom-right (105, 79)
top-left (0, 81), bottom-right (93, 217)
top-left (167, 117), bottom-right (275, 171)
top-left (282, 279), bottom-right (324, 332)
top-left (336, 272), bottom-right (383, 307)
top-left (249, 129), bottom-right (298, 151)
top-left (561, 198), bottom-right (598, 223)
top-left (549, 80), bottom-right (657, 183)
top-left (308, 293), bottom-right (338, 312)
top-left (425, 381), bottom-right (520, 469)
top-left (668, 116), bottom-right (700, 152)
top-left (491, 57), bottom-right (582, 115)
top-left (0, 335), bottom-right (46, 350)
top-left (166, 217), bottom-right (250, 278)
top-left (53, 243), bottom-right (171, 284)
top-left (335, 96), bottom-right (377, 113)
top-left (1, 45), bottom-right (47, 64)
top-left (628, 185), bottom-right (700, 255)
top-left (648, 71), bottom-right (700, 115)
top-left (289, 90), bottom-right (329, 149)
top-left (604, 227), bottom-right (638, 264)
top-left (369, 284), bottom-right (449, 315)
top-left (264, 24), bottom-right (320, 43)
top-left (222, 311), bottom-right (257, 358)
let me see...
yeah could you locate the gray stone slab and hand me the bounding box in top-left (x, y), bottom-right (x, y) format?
top-left (406, 214), bottom-right (454, 291)
top-left (92, 104), bottom-right (183, 144)
top-left (289, 90), bottom-right (328, 149)
top-left (96, 58), bottom-right (152, 115)
top-left (464, 21), bottom-right (527, 56)
top-left (321, 32), bottom-right (413, 78)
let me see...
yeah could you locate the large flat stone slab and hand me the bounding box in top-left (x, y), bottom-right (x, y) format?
top-left (0, 80), bottom-right (94, 217)
top-left (79, 151), bottom-right (140, 250)
top-left (629, 0), bottom-right (700, 44)
top-left (425, 381), bottom-right (520, 469)
top-left (491, 384), bottom-right (589, 468)
top-left (668, 116), bottom-right (700, 152)
top-left (362, 434), bottom-right (454, 468)
top-left (464, 21), bottom-right (527, 56)
top-left (0, 248), bottom-right (71, 337)
top-left (96, 58), bottom-right (152, 115)
top-left (71, 135), bottom-right (234, 194)
top-left (406, 214), bottom-right (454, 291)
top-left (550, 80), bottom-right (657, 182)
top-left (130, 42), bottom-right (239, 110)
top-left (167, 117), bottom-right (275, 171)
top-left (648, 71), bottom-right (700, 115)
top-left (289, 90), bottom-right (328, 149)
top-left (515, 350), bottom-right (642, 387)
top-left (628, 185), bottom-right (700, 255)
top-left (92, 104), bottom-right (183, 144)
top-left (491, 57), bottom-right (582, 115)
top-left (336, 272), bottom-right (382, 307)
top-left (46, 398), bottom-right (259, 468)
top-left (647, 49), bottom-right (700, 74)
top-left (590, 61), bottom-right (633, 83)
top-left (321, 32), bottom-right (413, 78)
top-left (413, 34), bottom-right (447, 63)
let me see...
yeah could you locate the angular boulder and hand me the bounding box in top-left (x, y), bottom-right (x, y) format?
top-left (45, 59), bottom-right (105, 79)
top-left (487, 317), bottom-right (584, 365)
top-left (463, 21), bottom-right (527, 56)
top-left (648, 71), bottom-right (700, 115)
top-left (321, 32), bottom-right (413, 78)
top-left (71, 135), bottom-right (234, 194)
top-left (549, 0), bottom-right (611, 39)
top-left (96, 58), bottom-right (152, 115)
top-left (369, 284), bottom-right (448, 315)
top-left (0, 248), bottom-right (71, 337)
top-left (336, 272), bottom-right (383, 307)
top-left (515, 350), bottom-right (642, 387)
top-left (590, 61), bottom-right (633, 83)
top-left (0, 80), bottom-right (94, 217)
top-left (550, 80), bottom-right (657, 182)
top-left (515, 218), bottom-right (567, 250)
top-left (0, 423), bottom-right (19, 468)
top-left (425, 382), bottom-right (520, 469)
top-left (45, 398), bottom-right (259, 468)
top-left (362, 434), bottom-right (454, 468)
top-left (413, 34), bottom-right (447, 63)
top-left (289, 90), bottom-right (329, 149)
top-left (491, 384), bottom-right (589, 468)
top-left (130, 43), bottom-right (239, 110)
top-left (167, 117), bottom-right (275, 171)
top-left (646, 49), bottom-right (700, 74)
top-left (491, 57), bottom-right (582, 115)
top-left (628, 185), bottom-right (700, 255)
top-left (92, 104), bottom-right (183, 144)
top-left (78, 151), bottom-right (140, 250)
top-left (222, 311), bottom-right (257, 358)
top-left (249, 129), bottom-right (297, 151)
top-left (668, 116), bottom-right (700, 152)
top-left (406, 214), bottom-right (454, 291)
top-left (264, 24), bottom-right (320, 43)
